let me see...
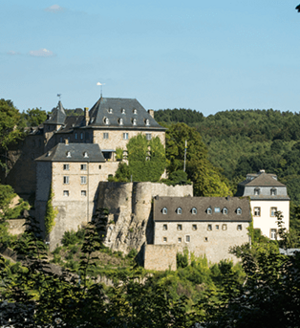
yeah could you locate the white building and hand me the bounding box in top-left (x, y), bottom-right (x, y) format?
top-left (236, 170), bottom-right (290, 239)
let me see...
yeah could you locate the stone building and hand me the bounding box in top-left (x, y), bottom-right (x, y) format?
top-left (151, 196), bottom-right (251, 264)
top-left (236, 170), bottom-right (290, 239)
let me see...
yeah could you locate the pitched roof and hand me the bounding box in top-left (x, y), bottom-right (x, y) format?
top-left (35, 143), bottom-right (105, 162)
top-left (87, 97), bottom-right (165, 130)
top-left (154, 196), bottom-right (251, 222)
top-left (44, 101), bottom-right (66, 125)
top-left (239, 173), bottom-right (285, 187)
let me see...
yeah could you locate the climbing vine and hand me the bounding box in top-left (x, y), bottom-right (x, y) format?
top-left (44, 184), bottom-right (58, 236)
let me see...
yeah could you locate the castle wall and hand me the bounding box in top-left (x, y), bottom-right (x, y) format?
top-left (144, 245), bottom-right (177, 271)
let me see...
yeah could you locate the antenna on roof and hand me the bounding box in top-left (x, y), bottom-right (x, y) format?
top-left (96, 82), bottom-right (105, 98)
top-left (57, 94), bottom-right (61, 100)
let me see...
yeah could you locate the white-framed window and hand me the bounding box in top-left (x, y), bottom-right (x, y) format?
top-left (163, 224), bottom-right (168, 231)
top-left (119, 118), bottom-right (123, 125)
top-left (133, 109), bottom-right (137, 114)
top-left (66, 151), bottom-right (71, 158)
top-left (270, 207), bottom-right (277, 217)
top-left (123, 133), bottom-right (129, 140)
top-left (103, 133), bottom-right (109, 139)
top-left (81, 190), bottom-right (87, 197)
top-left (186, 235), bottom-right (190, 243)
top-left (162, 207), bottom-right (167, 214)
top-left (254, 207), bottom-right (261, 217)
top-left (223, 208), bottom-right (228, 215)
top-left (237, 224), bottom-right (242, 231)
top-left (207, 207), bottom-right (212, 214)
top-left (207, 224), bottom-right (212, 231)
top-left (132, 118), bottom-right (137, 126)
top-left (146, 133), bottom-right (152, 140)
top-left (254, 188), bottom-right (260, 196)
top-left (216, 225), bottom-right (219, 230)
top-left (178, 237), bottom-right (182, 243)
top-left (237, 208), bottom-right (242, 215)
top-left (81, 176), bottom-right (87, 184)
top-left (63, 190), bottom-right (69, 197)
top-left (176, 207), bottom-right (182, 214)
top-left (83, 152), bottom-right (88, 158)
top-left (63, 164), bottom-right (69, 170)
top-left (192, 207), bottom-right (197, 214)
top-left (192, 224), bottom-right (197, 231)
top-left (271, 188), bottom-right (277, 196)
top-left (270, 229), bottom-right (277, 240)
top-left (108, 108), bottom-right (113, 114)
top-left (177, 224), bottom-right (182, 231)
top-left (222, 224), bottom-right (227, 231)
top-left (214, 207), bottom-right (220, 213)
top-left (145, 119), bottom-right (150, 126)
top-left (104, 117), bottom-right (109, 125)
top-left (63, 176), bottom-right (69, 184)
top-left (81, 164), bottom-right (87, 170)
top-left (121, 108), bottom-right (126, 114)
top-left (163, 237), bottom-right (167, 242)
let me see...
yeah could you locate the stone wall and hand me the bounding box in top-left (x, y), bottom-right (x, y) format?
top-left (98, 182), bottom-right (193, 255)
top-left (144, 245), bottom-right (177, 271)
top-left (8, 219), bottom-right (27, 235)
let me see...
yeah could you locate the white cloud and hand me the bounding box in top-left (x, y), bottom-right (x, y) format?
top-left (29, 48), bottom-right (56, 57)
top-left (45, 4), bottom-right (64, 13)
top-left (7, 51), bottom-right (21, 55)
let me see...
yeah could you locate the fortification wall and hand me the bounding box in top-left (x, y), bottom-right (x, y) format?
top-left (144, 245), bottom-right (177, 271)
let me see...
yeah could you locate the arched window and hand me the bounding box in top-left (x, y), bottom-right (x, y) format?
top-left (176, 207), bottom-right (182, 214)
top-left (145, 118), bottom-right (150, 126)
top-left (66, 151), bottom-right (71, 158)
top-left (237, 208), bottom-right (242, 215)
top-left (83, 151), bottom-right (89, 158)
top-left (162, 207), bottom-right (167, 214)
top-left (108, 108), bottom-right (113, 114)
top-left (207, 207), bottom-right (212, 214)
top-left (254, 188), bottom-right (260, 196)
top-left (121, 108), bottom-right (126, 114)
top-left (119, 118), bottom-right (123, 125)
top-left (132, 118), bottom-right (137, 126)
top-left (223, 207), bottom-right (228, 215)
top-left (104, 117), bottom-right (109, 125)
top-left (192, 207), bottom-right (197, 214)
top-left (133, 109), bottom-right (137, 114)
top-left (271, 188), bottom-right (277, 196)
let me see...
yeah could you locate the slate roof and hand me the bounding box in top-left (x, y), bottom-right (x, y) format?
top-left (44, 101), bottom-right (66, 125)
top-left (238, 173), bottom-right (285, 187)
top-left (56, 116), bottom-right (85, 134)
top-left (35, 143), bottom-right (105, 162)
top-left (87, 97), bottom-right (165, 130)
top-left (154, 196), bottom-right (251, 222)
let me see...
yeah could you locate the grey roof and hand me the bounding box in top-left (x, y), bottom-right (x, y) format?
top-left (88, 97), bottom-right (166, 130)
top-left (248, 195), bottom-right (290, 201)
top-left (154, 196), bottom-right (251, 222)
top-left (44, 101), bottom-right (66, 125)
top-left (35, 143), bottom-right (105, 162)
top-left (238, 173), bottom-right (285, 187)
top-left (56, 116), bottom-right (85, 134)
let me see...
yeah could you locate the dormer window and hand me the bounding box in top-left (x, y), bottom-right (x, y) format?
top-left (108, 108), bottom-right (113, 114)
top-left (133, 109), bottom-right (137, 114)
top-left (121, 108), bottom-right (126, 114)
top-left (207, 207), bottom-right (212, 214)
top-left (132, 118), bottom-right (137, 126)
top-left (214, 207), bottom-right (220, 213)
top-left (237, 208), bottom-right (242, 215)
top-left (176, 207), bottom-right (182, 214)
top-left (271, 188), bottom-right (277, 196)
top-left (104, 117), bottom-right (109, 125)
top-left (119, 118), bottom-right (123, 125)
top-left (254, 188), bottom-right (260, 196)
top-left (83, 151), bottom-right (89, 158)
top-left (191, 207), bottom-right (197, 214)
top-left (66, 151), bottom-right (71, 158)
top-left (47, 151), bottom-right (51, 157)
top-left (145, 119), bottom-right (150, 126)
top-left (162, 207), bottom-right (167, 214)
top-left (223, 208), bottom-right (228, 215)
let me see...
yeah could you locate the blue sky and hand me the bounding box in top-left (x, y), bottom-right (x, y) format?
top-left (1, 1), bottom-right (300, 116)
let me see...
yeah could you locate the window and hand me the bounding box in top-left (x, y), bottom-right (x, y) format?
top-left (204, 237), bottom-right (208, 242)
top-left (186, 235), bottom-right (190, 243)
top-left (123, 133), bottom-right (129, 140)
top-left (132, 118), bottom-right (137, 126)
top-left (254, 207), bottom-right (261, 217)
top-left (81, 176), bottom-right (87, 184)
top-left (254, 188), bottom-right (260, 196)
top-left (66, 151), bottom-right (71, 158)
top-left (133, 109), bottom-right (137, 114)
top-left (63, 164), bottom-right (69, 170)
top-left (162, 207), bottom-right (167, 214)
top-left (63, 176), bottom-right (69, 184)
top-left (119, 118), bottom-right (123, 125)
top-left (163, 237), bottom-right (167, 242)
top-left (237, 224), bottom-right (242, 231)
top-left (237, 208), bottom-right (242, 215)
top-left (177, 224), bottom-right (182, 231)
top-left (108, 108), bottom-right (113, 114)
top-left (63, 190), bottom-right (69, 197)
top-left (103, 133), bottom-right (109, 139)
top-left (75, 133), bottom-right (77, 140)
top-left (192, 207), bottom-right (197, 214)
top-left (81, 164), bottom-right (87, 170)
top-left (216, 225), bottom-right (219, 230)
top-left (271, 188), bottom-right (277, 196)
top-left (80, 133), bottom-right (84, 140)
top-left (223, 208), bottom-right (228, 215)
top-left (145, 119), bottom-right (150, 126)
top-left (146, 133), bottom-right (152, 140)
top-left (81, 190), bottom-right (86, 197)
top-left (176, 207), bottom-right (182, 214)
top-left (83, 152), bottom-right (88, 158)
top-left (192, 224), bottom-right (197, 231)
top-left (271, 207), bottom-right (277, 217)
top-left (163, 224), bottom-right (168, 230)
top-left (214, 207), bottom-right (220, 213)
top-left (104, 118), bottom-right (109, 125)
top-left (99, 165), bottom-right (102, 169)
top-left (207, 207), bottom-right (212, 214)
top-left (270, 229), bottom-right (277, 240)
top-left (178, 237), bottom-right (182, 243)
top-left (222, 224), bottom-right (227, 231)
top-left (207, 224), bottom-right (212, 231)
top-left (121, 108), bottom-right (126, 114)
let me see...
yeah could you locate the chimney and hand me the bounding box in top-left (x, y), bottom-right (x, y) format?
top-left (65, 139), bottom-right (69, 145)
top-left (148, 109), bottom-right (154, 118)
top-left (84, 107), bottom-right (89, 126)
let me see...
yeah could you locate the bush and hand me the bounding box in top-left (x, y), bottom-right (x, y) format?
top-left (127, 248), bottom-right (138, 259)
top-left (61, 229), bottom-right (85, 247)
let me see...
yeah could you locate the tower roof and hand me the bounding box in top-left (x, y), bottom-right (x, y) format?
top-left (45, 100), bottom-right (66, 125)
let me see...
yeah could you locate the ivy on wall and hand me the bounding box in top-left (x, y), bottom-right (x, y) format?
top-left (44, 184), bottom-right (58, 236)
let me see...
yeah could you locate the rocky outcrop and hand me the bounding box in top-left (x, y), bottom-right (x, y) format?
top-left (97, 182), bottom-right (193, 255)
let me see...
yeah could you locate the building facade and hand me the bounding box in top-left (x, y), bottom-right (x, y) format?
top-left (236, 170), bottom-right (290, 239)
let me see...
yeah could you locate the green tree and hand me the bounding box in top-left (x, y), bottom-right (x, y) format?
top-left (44, 184), bottom-right (58, 236)
top-left (21, 108), bottom-right (47, 127)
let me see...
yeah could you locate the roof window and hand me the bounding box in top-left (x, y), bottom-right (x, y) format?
top-left (145, 118), bottom-right (150, 126)
top-left (133, 109), bottom-right (137, 114)
top-left (207, 207), bottom-right (212, 214)
top-left (104, 117), bottom-right (109, 125)
top-left (176, 207), bottom-right (182, 215)
top-left (121, 108), bottom-right (126, 114)
top-left (162, 207), bottom-right (167, 214)
top-left (132, 118), bottom-right (137, 126)
top-left (237, 208), bottom-right (242, 215)
top-left (108, 108), bottom-right (113, 114)
top-left (223, 207), bottom-right (228, 215)
top-left (192, 207), bottom-right (197, 214)
top-left (254, 188), bottom-right (260, 196)
top-left (271, 188), bottom-right (277, 196)
top-left (83, 151), bottom-right (89, 158)
top-left (46, 151), bottom-right (51, 157)
top-left (66, 151), bottom-right (71, 158)
top-left (214, 207), bottom-right (220, 213)
top-left (119, 118), bottom-right (123, 125)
